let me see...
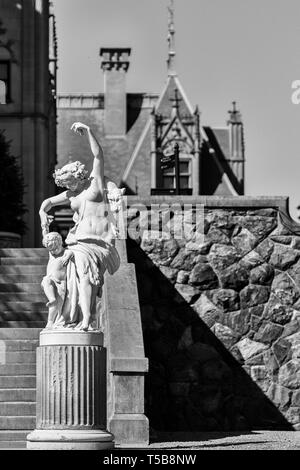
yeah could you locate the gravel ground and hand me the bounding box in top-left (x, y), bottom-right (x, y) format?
top-left (147, 431), bottom-right (300, 450)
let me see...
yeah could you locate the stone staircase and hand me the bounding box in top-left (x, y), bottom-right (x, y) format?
top-left (0, 248), bottom-right (47, 449)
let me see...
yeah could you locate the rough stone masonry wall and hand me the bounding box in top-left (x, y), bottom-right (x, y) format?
top-left (127, 197), bottom-right (300, 432)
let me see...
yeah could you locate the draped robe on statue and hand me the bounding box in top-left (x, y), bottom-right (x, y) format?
top-left (56, 186), bottom-right (121, 329)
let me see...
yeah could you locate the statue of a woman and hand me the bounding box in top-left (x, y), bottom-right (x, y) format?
top-left (39, 122), bottom-right (121, 331)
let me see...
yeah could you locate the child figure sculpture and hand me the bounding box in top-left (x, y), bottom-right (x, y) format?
top-left (42, 232), bottom-right (73, 329)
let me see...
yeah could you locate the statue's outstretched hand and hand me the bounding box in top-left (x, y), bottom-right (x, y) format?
top-left (71, 122), bottom-right (90, 136)
top-left (40, 212), bottom-right (54, 232)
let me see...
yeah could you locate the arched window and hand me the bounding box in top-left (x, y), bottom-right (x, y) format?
top-left (0, 62), bottom-right (10, 104)
top-left (162, 157), bottom-right (192, 190)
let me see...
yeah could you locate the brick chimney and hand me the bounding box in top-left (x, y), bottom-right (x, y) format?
top-left (100, 48), bottom-right (131, 137)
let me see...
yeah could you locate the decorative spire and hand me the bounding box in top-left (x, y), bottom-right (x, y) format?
top-left (228, 101), bottom-right (242, 124)
top-left (167, 0), bottom-right (176, 76)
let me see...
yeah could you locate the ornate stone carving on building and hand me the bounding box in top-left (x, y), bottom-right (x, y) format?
top-left (151, 88), bottom-right (201, 195)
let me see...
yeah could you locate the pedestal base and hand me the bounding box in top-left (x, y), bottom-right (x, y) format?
top-left (27, 429), bottom-right (114, 450)
top-left (109, 413), bottom-right (149, 448)
top-left (27, 330), bottom-right (111, 450)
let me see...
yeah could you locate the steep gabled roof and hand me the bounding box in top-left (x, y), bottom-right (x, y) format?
top-left (211, 127), bottom-right (230, 160)
top-left (122, 0), bottom-right (243, 196)
top-left (201, 127), bottom-right (239, 196)
top-left (155, 75), bottom-right (194, 117)
top-left (122, 75), bottom-right (195, 185)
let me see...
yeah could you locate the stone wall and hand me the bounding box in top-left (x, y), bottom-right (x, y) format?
top-left (126, 196), bottom-right (300, 432)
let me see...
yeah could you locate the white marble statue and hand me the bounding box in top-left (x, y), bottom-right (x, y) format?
top-left (41, 232), bottom-right (73, 329)
top-left (39, 122), bottom-right (122, 331)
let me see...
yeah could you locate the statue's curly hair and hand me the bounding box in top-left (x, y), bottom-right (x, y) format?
top-left (53, 161), bottom-right (89, 188)
top-left (42, 231), bottom-right (63, 249)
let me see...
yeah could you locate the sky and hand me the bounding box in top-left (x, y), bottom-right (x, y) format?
top-left (53, 0), bottom-right (300, 220)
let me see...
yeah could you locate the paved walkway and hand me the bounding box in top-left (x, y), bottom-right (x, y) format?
top-left (148, 431), bottom-right (300, 450)
top-left (4, 431), bottom-right (300, 451)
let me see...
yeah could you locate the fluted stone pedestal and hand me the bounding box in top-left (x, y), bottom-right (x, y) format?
top-left (27, 330), bottom-right (114, 450)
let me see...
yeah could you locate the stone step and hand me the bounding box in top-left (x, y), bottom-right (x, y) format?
top-left (0, 301), bottom-right (46, 312)
top-left (0, 292), bottom-right (46, 301)
top-left (0, 311), bottom-right (47, 322)
top-left (0, 266), bottom-right (46, 274)
top-left (0, 364), bottom-right (36, 376)
top-left (0, 283), bottom-right (43, 293)
top-left (0, 248), bottom-right (47, 258)
top-left (0, 321), bottom-right (45, 328)
top-left (0, 351), bottom-right (36, 364)
top-left (0, 274), bottom-right (43, 283)
top-left (0, 441), bottom-right (26, 449)
top-left (0, 402), bottom-right (36, 416)
top-left (0, 389), bottom-right (36, 402)
top-left (0, 329), bottom-right (42, 340)
top-left (0, 430), bottom-right (30, 441)
top-left (1, 340), bottom-right (39, 351)
top-left (0, 258), bottom-right (48, 266)
top-left (0, 416), bottom-right (35, 430)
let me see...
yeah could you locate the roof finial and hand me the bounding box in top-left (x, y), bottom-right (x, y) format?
top-left (167, 0), bottom-right (176, 76)
top-left (228, 100), bottom-right (242, 124)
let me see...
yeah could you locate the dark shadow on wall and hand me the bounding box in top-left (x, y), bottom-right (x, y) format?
top-left (127, 94), bottom-right (144, 133)
top-left (203, 127), bottom-right (243, 195)
top-left (120, 182), bottom-right (136, 196)
top-left (126, 238), bottom-right (293, 438)
top-left (200, 141), bottom-right (224, 195)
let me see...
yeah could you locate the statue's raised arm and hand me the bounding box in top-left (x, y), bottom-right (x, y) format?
top-left (70, 122), bottom-right (104, 194)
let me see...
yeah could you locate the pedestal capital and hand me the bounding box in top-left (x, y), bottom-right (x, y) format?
top-left (39, 329), bottom-right (103, 346)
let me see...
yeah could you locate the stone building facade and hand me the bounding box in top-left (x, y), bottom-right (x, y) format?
top-left (56, 3), bottom-right (245, 232)
top-left (0, 0), bottom-right (57, 247)
top-left (57, 2), bottom-right (245, 199)
top-left (57, 48), bottom-right (245, 199)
